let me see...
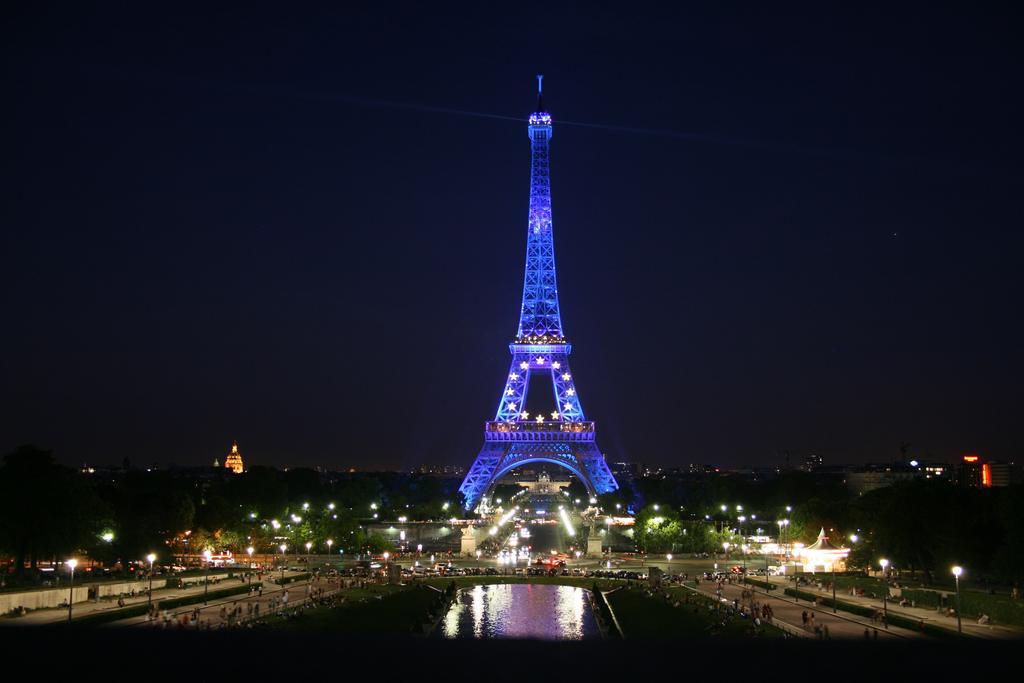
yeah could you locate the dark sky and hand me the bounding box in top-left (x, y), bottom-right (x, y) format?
top-left (3, 4), bottom-right (1022, 470)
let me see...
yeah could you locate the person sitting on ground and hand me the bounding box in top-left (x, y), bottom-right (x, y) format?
top-left (978, 614), bottom-right (990, 625)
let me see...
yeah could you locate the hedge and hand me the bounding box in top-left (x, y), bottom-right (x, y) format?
top-left (783, 588), bottom-right (962, 639)
top-left (901, 588), bottom-right (1024, 628)
top-left (157, 583), bottom-right (261, 610)
top-left (66, 603), bottom-right (151, 627)
top-left (272, 573), bottom-right (311, 585)
top-left (743, 578), bottom-right (776, 591)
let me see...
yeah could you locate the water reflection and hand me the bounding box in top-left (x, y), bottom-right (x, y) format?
top-left (439, 584), bottom-right (599, 640)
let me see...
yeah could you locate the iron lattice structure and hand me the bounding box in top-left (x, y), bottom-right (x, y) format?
top-left (459, 77), bottom-right (619, 511)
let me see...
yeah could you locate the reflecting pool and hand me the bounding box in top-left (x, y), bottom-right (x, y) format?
top-left (437, 583), bottom-right (599, 639)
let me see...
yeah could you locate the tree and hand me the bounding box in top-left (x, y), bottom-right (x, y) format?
top-left (0, 445), bottom-right (106, 573)
top-left (633, 506), bottom-right (685, 553)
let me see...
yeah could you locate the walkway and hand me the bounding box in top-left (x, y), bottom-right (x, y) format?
top-left (690, 578), bottom-right (922, 640)
top-left (9, 571), bottom-right (305, 626)
top-left (764, 576), bottom-right (1021, 640)
top-left (116, 574), bottom-right (344, 629)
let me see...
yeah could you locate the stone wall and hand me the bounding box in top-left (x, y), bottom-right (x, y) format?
top-left (0, 585), bottom-right (91, 613)
top-left (0, 572), bottom-right (235, 614)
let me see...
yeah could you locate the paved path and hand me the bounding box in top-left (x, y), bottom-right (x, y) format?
top-left (689, 579), bottom-right (921, 640)
top-left (116, 575), bottom-right (344, 630)
top-left (764, 576), bottom-right (1021, 640)
top-left (9, 571), bottom-right (306, 626)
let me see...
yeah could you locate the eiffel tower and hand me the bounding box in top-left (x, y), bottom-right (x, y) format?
top-left (459, 76), bottom-right (619, 511)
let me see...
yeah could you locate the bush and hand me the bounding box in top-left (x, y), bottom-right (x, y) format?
top-left (66, 603), bottom-right (150, 627)
top-left (157, 583), bottom-right (260, 610)
top-left (743, 579), bottom-right (776, 591)
top-left (783, 588), bottom-right (962, 638)
top-left (273, 573), bottom-right (311, 585)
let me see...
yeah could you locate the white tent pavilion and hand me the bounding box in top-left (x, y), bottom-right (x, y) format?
top-left (795, 528), bottom-right (850, 573)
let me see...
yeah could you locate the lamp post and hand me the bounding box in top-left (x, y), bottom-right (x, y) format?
top-left (741, 544), bottom-right (748, 585)
top-left (879, 558), bottom-right (889, 629)
top-left (203, 549), bottom-right (212, 605)
top-left (952, 566), bottom-right (963, 634)
top-left (305, 541), bottom-right (312, 569)
top-left (279, 544), bottom-right (287, 583)
top-left (666, 553), bottom-right (673, 576)
top-left (326, 539), bottom-right (333, 563)
top-left (66, 559), bottom-right (77, 623)
top-left (146, 553), bottom-right (156, 609)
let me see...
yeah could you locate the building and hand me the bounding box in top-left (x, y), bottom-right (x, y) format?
top-left (981, 460), bottom-right (1021, 487)
top-left (224, 441), bottom-right (244, 474)
top-left (845, 461), bottom-right (950, 495)
top-left (416, 464), bottom-right (466, 477)
top-left (953, 454), bottom-right (1021, 488)
top-left (801, 454), bottom-right (824, 472)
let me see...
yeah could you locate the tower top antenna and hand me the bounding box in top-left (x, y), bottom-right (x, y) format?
top-left (537, 74), bottom-right (543, 93)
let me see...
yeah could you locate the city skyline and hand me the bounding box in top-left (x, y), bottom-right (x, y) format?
top-left (4, 6), bottom-right (1023, 470)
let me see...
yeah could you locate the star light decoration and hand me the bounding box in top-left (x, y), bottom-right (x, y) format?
top-left (561, 373), bottom-right (571, 381)
top-left (535, 356), bottom-right (545, 364)
top-left (535, 414), bottom-right (545, 424)
top-left (551, 411), bottom-right (560, 419)
top-left (519, 362), bottom-right (529, 370)
top-left (563, 402), bottom-right (573, 412)
top-left (521, 411), bottom-right (530, 420)
top-left (566, 388), bottom-right (575, 396)
top-left (552, 361), bottom-right (561, 369)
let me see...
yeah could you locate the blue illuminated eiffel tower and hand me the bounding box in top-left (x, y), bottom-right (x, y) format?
top-left (459, 76), bottom-right (619, 511)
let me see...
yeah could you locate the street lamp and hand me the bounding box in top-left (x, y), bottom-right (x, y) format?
top-left (326, 540), bottom-right (333, 559)
top-left (305, 541), bottom-right (312, 568)
top-left (952, 566), bottom-right (963, 634)
top-left (146, 553), bottom-right (156, 609)
top-left (203, 549), bottom-right (213, 604)
top-left (66, 559), bottom-right (77, 623)
top-left (666, 553), bottom-right (673, 575)
top-left (879, 559), bottom-right (890, 628)
top-left (279, 544), bottom-right (287, 583)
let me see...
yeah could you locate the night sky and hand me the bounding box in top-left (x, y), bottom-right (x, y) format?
top-left (4, 4), bottom-right (1022, 470)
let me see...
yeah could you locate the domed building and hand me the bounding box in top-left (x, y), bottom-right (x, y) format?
top-left (224, 441), bottom-right (245, 474)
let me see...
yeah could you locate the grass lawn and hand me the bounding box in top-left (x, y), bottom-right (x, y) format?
top-left (265, 584), bottom-right (440, 634)
top-left (262, 577), bottom-right (789, 639)
top-left (608, 586), bottom-right (784, 639)
top-left (797, 574), bottom-right (1024, 628)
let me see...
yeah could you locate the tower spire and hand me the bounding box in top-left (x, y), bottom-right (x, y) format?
top-left (519, 76), bottom-right (559, 342)
top-left (458, 77), bottom-right (619, 512)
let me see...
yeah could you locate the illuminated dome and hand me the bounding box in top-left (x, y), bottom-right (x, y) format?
top-left (224, 441), bottom-right (244, 474)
